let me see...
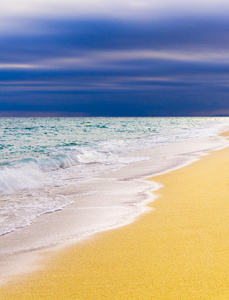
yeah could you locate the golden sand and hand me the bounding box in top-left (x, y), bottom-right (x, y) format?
top-left (1, 134), bottom-right (229, 299)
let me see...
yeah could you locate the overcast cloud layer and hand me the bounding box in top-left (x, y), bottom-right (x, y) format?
top-left (0, 1), bottom-right (229, 116)
top-left (1, 0), bottom-right (229, 19)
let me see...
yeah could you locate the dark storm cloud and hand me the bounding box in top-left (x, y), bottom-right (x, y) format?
top-left (2, 17), bottom-right (229, 62)
top-left (1, 16), bottom-right (229, 116)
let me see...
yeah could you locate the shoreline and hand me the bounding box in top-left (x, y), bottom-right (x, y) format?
top-left (0, 131), bottom-right (229, 296)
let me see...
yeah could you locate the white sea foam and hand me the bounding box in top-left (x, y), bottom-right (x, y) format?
top-left (0, 193), bottom-right (73, 236)
top-left (0, 164), bottom-right (45, 195)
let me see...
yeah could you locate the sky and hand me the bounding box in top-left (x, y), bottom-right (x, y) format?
top-left (1, 0), bottom-right (229, 117)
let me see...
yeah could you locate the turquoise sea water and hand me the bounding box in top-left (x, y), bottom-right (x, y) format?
top-left (0, 117), bottom-right (229, 236)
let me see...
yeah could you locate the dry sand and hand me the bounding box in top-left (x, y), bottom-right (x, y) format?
top-left (1, 132), bottom-right (229, 299)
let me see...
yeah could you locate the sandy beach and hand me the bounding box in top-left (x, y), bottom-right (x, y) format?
top-left (1, 132), bottom-right (229, 299)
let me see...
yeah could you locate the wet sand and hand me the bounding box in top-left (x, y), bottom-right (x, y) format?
top-left (1, 132), bottom-right (229, 299)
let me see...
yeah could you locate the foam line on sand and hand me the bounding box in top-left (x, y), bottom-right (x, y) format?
top-left (1, 133), bottom-right (229, 299)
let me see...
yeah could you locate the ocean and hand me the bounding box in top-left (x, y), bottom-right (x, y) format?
top-left (0, 117), bottom-right (229, 241)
